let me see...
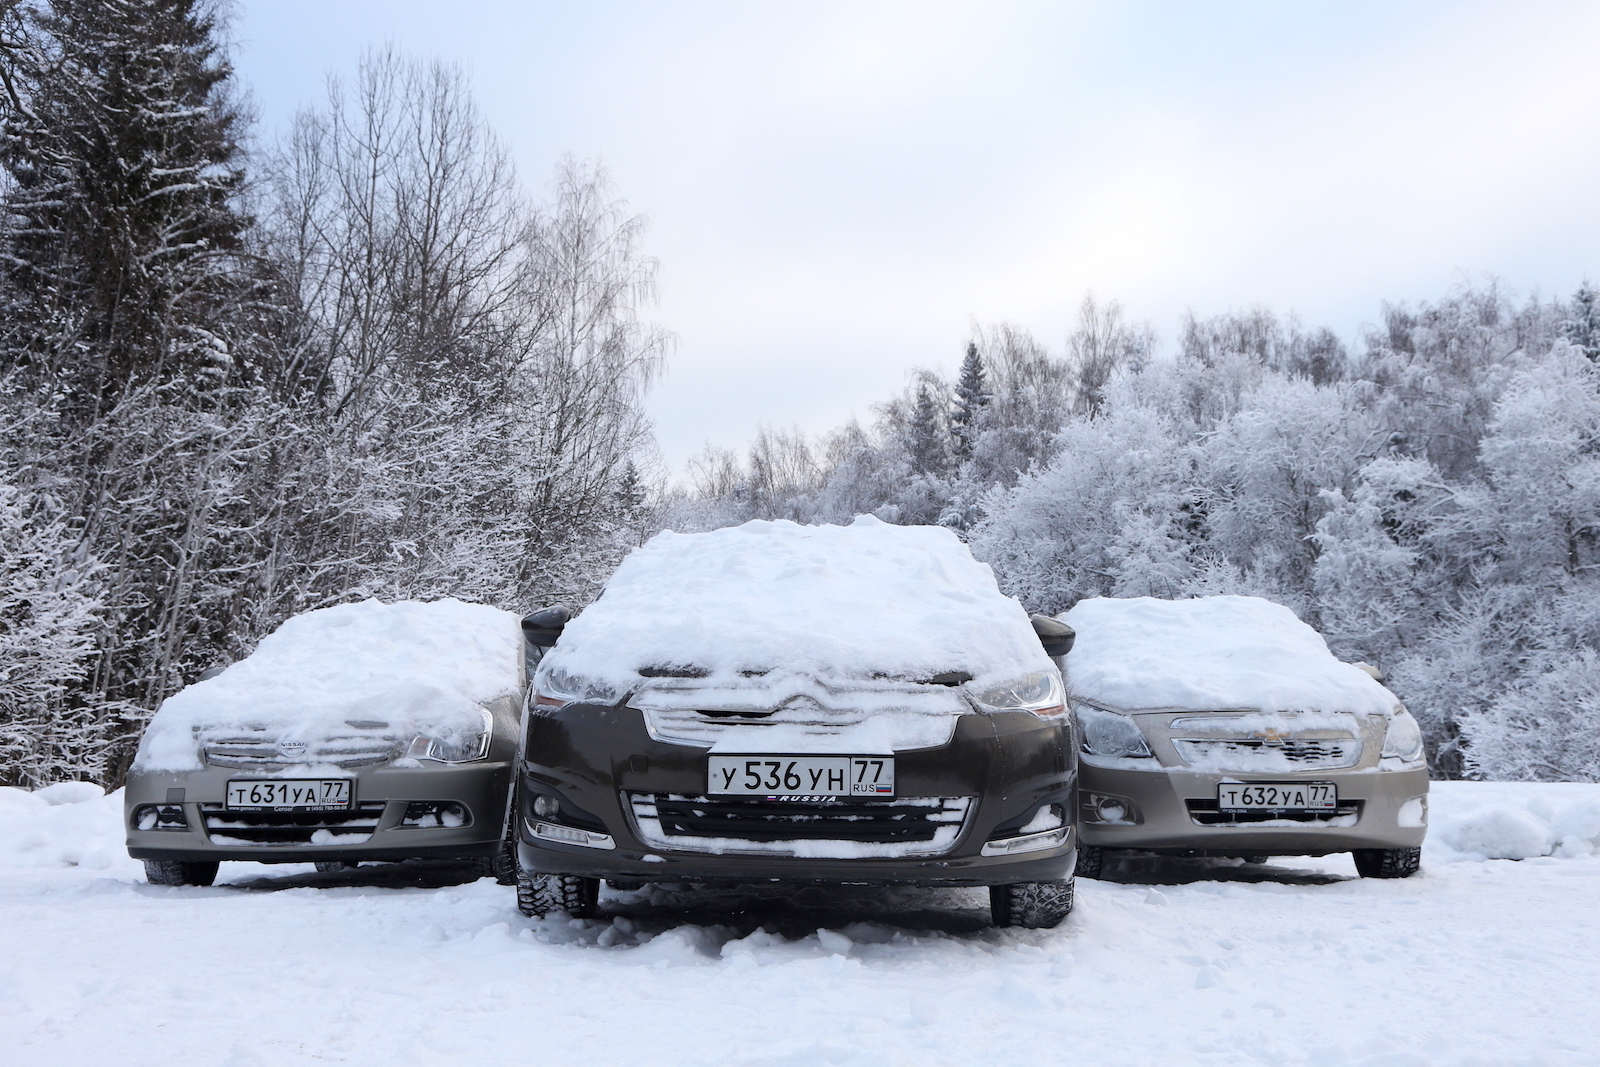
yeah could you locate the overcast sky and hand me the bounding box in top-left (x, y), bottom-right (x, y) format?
top-left (232, 1), bottom-right (1600, 477)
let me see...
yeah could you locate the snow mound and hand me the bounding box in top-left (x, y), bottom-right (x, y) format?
top-left (1427, 781), bottom-right (1600, 860)
top-left (543, 517), bottom-right (1051, 690)
top-left (1059, 595), bottom-right (1397, 715)
top-left (135, 599), bottom-right (523, 772)
top-left (0, 784), bottom-right (140, 873)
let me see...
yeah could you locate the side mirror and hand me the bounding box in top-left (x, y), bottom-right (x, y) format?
top-left (521, 605), bottom-right (571, 648)
top-left (1030, 614), bottom-right (1075, 658)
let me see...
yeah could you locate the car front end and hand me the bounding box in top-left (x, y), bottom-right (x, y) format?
top-left (514, 669), bottom-right (1078, 893)
top-left (1074, 700), bottom-right (1429, 859)
top-left (125, 694), bottom-right (520, 873)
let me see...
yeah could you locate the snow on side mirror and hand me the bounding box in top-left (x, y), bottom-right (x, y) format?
top-left (1030, 615), bottom-right (1075, 658)
top-left (521, 605), bottom-right (571, 648)
top-left (1350, 661), bottom-right (1386, 683)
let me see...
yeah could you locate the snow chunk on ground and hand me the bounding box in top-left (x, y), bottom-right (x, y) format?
top-left (1428, 781), bottom-right (1600, 860)
top-left (135, 599), bottom-right (523, 771)
top-left (543, 517), bottom-right (1052, 691)
top-left (0, 784), bottom-right (139, 872)
top-left (1060, 595), bottom-right (1397, 715)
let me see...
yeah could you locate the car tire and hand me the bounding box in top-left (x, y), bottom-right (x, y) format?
top-left (1351, 847), bottom-right (1421, 878)
top-left (489, 822), bottom-right (519, 886)
top-left (515, 870), bottom-right (600, 919)
top-left (144, 859), bottom-right (220, 887)
top-left (470, 833), bottom-right (519, 885)
top-left (990, 878), bottom-right (1075, 929)
top-left (1075, 844), bottom-right (1108, 879)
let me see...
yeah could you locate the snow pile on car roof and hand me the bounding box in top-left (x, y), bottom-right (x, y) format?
top-left (543, 517), bottom-right (1050, 689)
top-left (134, 599), bottom-right (523, 772)
top-left (1060, 595), bottom-right (1396, 715)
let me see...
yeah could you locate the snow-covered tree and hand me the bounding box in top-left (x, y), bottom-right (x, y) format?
top-left (1562, 283), bottom-right (1598, 363)
top-left (0, 0), bottom-right (270, 409)
top-left (950, 341), bottom-right (989, 462)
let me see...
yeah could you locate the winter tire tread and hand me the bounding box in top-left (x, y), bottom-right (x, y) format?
top-left (515, 870), bottom-right (600, 918)
top-left (990, 877), bottom-right (1075, 928)
top-left (1351, 846), bottom-right (1421, 878)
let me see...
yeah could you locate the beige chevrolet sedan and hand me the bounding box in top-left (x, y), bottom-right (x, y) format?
top-left (1060, 595), bottom-right (1428, 879)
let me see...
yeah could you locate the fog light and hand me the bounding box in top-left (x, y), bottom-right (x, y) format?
top-left (532, 793), bottom-right (560, 818)
top-left (1398, 796), bottom-right (1427, 828)
top-left (133, 804), bottom-right (189, 831)
top-left (401, 801), bottom-right (471, 828)
top-left (1082, 792), bottom-right (1141, 825)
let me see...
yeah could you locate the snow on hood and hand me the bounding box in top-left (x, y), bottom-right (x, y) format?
top-left (540, 516), bottom-right (1052, 696)
top-left (134, 599), bottom-right (523, 772)
top-left (1059, 595), bottom-right (1398, 716)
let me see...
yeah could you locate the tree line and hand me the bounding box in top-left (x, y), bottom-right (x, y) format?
top-left (0, 0), bottom-right (664, 786)
top-left (669, 286), bottom-right (1600, 783)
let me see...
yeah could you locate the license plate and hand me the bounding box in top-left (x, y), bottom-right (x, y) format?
top-left (225, 779), bottom-right (353, 810)
top-left (708, 755), bottom-right (895, 797)
top-left (1218, 781), bottom-right (1337, 812)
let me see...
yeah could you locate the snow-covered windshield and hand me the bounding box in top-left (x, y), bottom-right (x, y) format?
top-left (538, 516), bottom-right (1052, 697)
top-left (134, 599), bottom-right (523, 772)
top-left (1060, 595), bottom-right (1397, 716)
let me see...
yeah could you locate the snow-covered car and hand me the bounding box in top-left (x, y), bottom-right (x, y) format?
top-left (125, 599), bottom-right (526, 886)
top-left (513, 517), bottom-right (1081, 928)
top-left (1062, 596), bottom-right (1428, 878)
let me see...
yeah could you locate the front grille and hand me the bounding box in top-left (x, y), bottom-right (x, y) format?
top-left (201, 727), bottom-right (402, 769)
top-left (1185, 798), bottom-right (1363, 826)
top-left (627, 792), bottom-right (972, 857)
top-left (200, 802), bottom-right (387, 845)
top-left (637, 706), bottom-right (959, 751)
top-left (1172, 738), bottom-right (1361, 770)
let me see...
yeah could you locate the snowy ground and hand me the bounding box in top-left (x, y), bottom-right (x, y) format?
top-left (3, 782), bottom-right (1598, 1067)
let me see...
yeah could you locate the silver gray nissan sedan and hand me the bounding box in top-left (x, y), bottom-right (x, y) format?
top-left (1061, 595), bottom-right (1428, 879)
top-left (125, 599), bottom-right (525, 886)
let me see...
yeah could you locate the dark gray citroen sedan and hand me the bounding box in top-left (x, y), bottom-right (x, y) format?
top-left (511, 517), bottom-right (1080, 928)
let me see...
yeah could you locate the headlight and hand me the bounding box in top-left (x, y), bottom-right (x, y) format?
top-left (408, 706), bottom-right (493, 763)
top-left (534, 663), bottom-right (622, 708)
top-left (967, 670), bottom-right (1065, 717)
top-left (1075, 704), bottom-right (1153, 758)
top-left (1381, 707), bottom-right (1424, 763)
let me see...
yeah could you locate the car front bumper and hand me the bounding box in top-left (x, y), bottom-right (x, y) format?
top-left (1078, 763), bottom-right (1429, 856)
top-left (515, 703), bottom-right (1080, 887)
top-left (125, 760), bottom-right (514, 864)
